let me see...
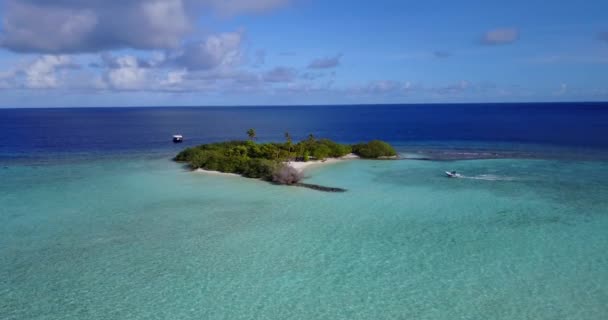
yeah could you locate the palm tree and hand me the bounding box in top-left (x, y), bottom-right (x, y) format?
top-left (247, 128), bottom-right (256, 141)
top-left (284, 131), bottom-right (292, 144)
top-left (285, 131), bottom-right (293, 159)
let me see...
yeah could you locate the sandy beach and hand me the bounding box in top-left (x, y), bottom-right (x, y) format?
top-left (194, 168), bottom-right (241, 177)
top-left (286, 153), bottom-right (360, 173)
top-left (193, 153), bottom-right (359, 177)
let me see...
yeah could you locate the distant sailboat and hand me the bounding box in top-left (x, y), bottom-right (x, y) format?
top-left (172, 135), bottom-right (183, 143)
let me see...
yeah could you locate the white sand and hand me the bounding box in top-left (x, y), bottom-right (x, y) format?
top-left (286, 153), bottom-right (360, 173)
top-left (193, 153), bottom-right (360, 176)
top-left (194, 168), bottom-right (241, 177)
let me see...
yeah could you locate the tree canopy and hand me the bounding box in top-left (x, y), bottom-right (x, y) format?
top-left (352, 140), bottom-right (397, 158)
top-left (174, 137), bottom-right (397, 182)
top-left (246, 128), bottom-right (256, 141)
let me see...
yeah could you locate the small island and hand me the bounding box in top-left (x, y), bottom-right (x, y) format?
top-left (174, 129), bottom-right (397, 191)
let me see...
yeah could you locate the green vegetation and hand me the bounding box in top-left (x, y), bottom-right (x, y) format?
top-left (174, 141), bottom-right (277, 179)
top-left (352, 140), bottom-right (397, 158)
top-left (247, 128), bottom-right (256, 141)
top-left (174, 130), bottom-right (397, 182)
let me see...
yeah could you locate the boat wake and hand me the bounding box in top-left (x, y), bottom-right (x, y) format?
top-left (460, 174), bottom-right (518, 181)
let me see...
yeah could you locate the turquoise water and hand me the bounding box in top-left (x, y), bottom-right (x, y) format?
top-left (2, 156), bottom-right (608, 319)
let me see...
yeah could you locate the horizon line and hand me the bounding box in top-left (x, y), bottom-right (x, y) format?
top-left (1, 101), bottom-right (607, 110)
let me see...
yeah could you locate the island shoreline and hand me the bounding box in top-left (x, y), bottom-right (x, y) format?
top-left (193, 153), bottom-right (360, 177)
top-left (175, 138), bottom-right (398, 191)
top-left (285, 153), bottom-right (360, 173)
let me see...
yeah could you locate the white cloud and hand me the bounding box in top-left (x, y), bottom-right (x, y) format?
top-left (103, 56), bottom-right (148, 90)
top-left (24, 55), bottom-right (74, 89)
top-left (163, 69), bottom-right (188, 86)
top-left (168, 31), bottom-right (244, 70)
top-left (0, 0), bottom-right (295, 95)
top-left (0, 2), bottom-right (99, 53)
top-left (0, 0), bottom-right (289, 53)
top-left (0, 0), bottom-right (191, 53)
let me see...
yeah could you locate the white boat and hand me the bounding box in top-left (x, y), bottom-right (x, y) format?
top-left (445, 171), bottom-right (462, 178)
top-left (172, 135), bottom-right (183, 143)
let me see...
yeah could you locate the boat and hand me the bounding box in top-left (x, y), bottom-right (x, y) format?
top-left (172, 135), bottom-right (183, 143)
top-left (445, 171), bottom-right (462, 178)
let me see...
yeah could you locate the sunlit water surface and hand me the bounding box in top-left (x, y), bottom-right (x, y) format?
top-left (2, 154), bottom-right (607, 319)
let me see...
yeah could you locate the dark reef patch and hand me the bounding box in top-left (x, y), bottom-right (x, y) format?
top-left (295, 183), bottom-right (347, 193)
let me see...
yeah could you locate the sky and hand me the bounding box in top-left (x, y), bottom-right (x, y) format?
top-left (0, 0), bottom-right (607, 107)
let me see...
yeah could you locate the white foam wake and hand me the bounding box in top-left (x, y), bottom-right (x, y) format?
top-left (461, 174), bottom-right (517, 181)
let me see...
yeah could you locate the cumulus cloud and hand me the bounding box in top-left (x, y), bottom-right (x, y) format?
top-left (162, 69), bottom-right (188, 87)
top-left (0, 0), bottom-right (191, 53)
top-left (167, 31), bottom-right (244, 70)
top-left (102, 55), bottom-right (149, 90)
top-left (0, 55), bottom-right (81, 89)
top-left (0, 0), bottom-right (289, 53)
top-left (99, 53), bottom-right (154, 69)
top-left (307, 54), bottom-right (342, 69)
top-left (24, 55), bottom-right (76, 89)
top-left (480, 28), bottom-right (519, 45)
top-left (0, 0), bottom-right (295, 95)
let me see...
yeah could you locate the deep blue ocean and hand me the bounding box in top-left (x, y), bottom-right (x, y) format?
top-left (2, 103), bottom-right (608, 320)
top-left (1, 102), bottom-right (607, 161)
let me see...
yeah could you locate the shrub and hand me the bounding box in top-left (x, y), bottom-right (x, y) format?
top-left (352, 140), bottom-right (397, 158)
top-left (318, 139), bottom-right (352, 157)
top-left (311, 144), bottom-right (331, 160)
top-left (272, 164), bottom-right (303, 185)
top-left (174, 147), bottom-right (197, 162)
top-left (241, 159), bottom-right (277, 179)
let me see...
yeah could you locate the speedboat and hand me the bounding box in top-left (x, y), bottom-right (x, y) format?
top-left (445, 171), bottom-right (462, 178)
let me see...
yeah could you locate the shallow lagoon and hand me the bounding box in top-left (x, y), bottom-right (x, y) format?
top-left (2, 155), bottom-right (607, 319)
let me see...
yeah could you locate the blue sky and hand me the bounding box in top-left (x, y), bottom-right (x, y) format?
top-left (0, 0), bottom-right (607, 107)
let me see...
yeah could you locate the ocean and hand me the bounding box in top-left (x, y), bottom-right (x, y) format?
top-left (1, 103), bottom-right (608, 319)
